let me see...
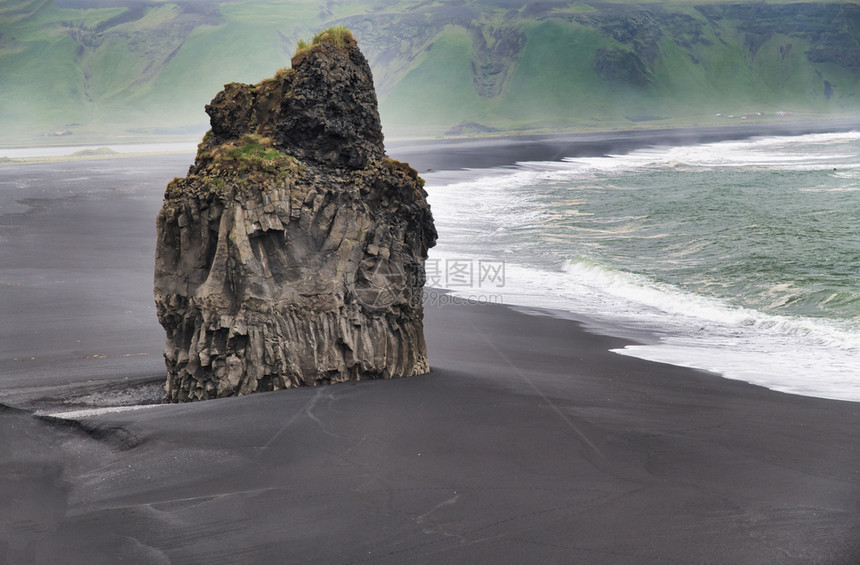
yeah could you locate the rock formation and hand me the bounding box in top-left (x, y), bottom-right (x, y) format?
top-left (154, 29), bottom-right (436, 402)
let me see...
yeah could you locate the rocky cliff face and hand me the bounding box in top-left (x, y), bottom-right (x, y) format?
top-left (154, 34), bottom-right (436, 402)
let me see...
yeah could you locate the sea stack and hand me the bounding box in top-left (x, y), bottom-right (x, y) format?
top-left (154, 27), bottom-right (437, 402)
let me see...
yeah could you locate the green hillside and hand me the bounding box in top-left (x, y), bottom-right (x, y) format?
top-left (1, 0), bottom-right (859, 144)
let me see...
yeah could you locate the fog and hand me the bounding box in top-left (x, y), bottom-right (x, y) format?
top-left (2, 0), bottom-right (859, 144)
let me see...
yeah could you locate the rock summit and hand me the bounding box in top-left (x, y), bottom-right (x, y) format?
top-left (154, 28), bottom-right (437, 402)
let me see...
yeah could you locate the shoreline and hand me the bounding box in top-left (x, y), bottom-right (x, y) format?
top-left (1, 130), bottom-right (857, 407)
top-left (2, 137), bottom-right (860, 562)
top-left (4, 117), bottom-right (860, 170)
top-left (390, 118), bottom-right (860, 172)
top-left (418, 125), bottom-right (860, 404)
top-left (3, 297), bottom-right (860, 562)
top-left (2, 127), bottom-right (857, 407)
top-left (386, 119), bottom-right (860, 174)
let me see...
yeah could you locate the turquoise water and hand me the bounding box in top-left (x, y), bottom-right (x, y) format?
top-left (543, 137), bottom-right (860, 322)
top-left (426, 131), bottom-right (860, 401)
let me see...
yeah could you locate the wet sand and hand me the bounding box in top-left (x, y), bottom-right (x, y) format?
top-left (389, 118), bottom-right (860, 172)
top-left (2, 135), bottom-right (860, 563)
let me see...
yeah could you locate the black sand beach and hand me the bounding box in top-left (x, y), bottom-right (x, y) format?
top-left (389, 118), bottom-right (860, 172)
top-left (2, 135), bottom-right (860, 563)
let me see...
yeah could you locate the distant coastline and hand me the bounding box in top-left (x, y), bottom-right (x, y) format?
top-left (2, 118), bottom-right (860, 170)
top-left (389, 117), bottom-right (860, 173)
top-left (0, 142), bottom-right (198, 164)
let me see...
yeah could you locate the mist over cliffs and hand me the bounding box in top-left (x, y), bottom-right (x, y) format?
top-left (2, 0), bottom-right (860, 141)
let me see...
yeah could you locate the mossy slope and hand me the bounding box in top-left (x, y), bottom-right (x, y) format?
top-left (2, 0), bottom-right (859, 141)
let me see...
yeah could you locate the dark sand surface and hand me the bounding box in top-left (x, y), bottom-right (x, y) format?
top-left (389, 118), bottom-right (860, 172)
top-left (2, 137), bottom-right (860, 563)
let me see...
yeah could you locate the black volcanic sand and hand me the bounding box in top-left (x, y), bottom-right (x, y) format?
top-left (390, 118), bottom-right (860, 173)
top-left (2, 140), bottom-right (860, 563)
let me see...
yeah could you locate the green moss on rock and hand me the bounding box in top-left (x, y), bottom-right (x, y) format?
top-left (292, 25), bottom-right (356, 64)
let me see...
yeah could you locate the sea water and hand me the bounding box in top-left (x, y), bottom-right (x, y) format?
top-left (424, 131), bottom-right (860, 402)
top-left (0, 142), bottom-right (197, 159)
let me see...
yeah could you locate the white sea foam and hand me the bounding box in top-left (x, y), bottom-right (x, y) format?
top-left (425, 130), bottom-right (860, 192)
top-left (614, 340), bottom-right (860, 402)
top-left (38, 404), bottom-right (164, 419)
top-left (425, 130), bottom-right (860, 402)
top-left (430, 248), bottom-right (860, 402)
top-left (0, 142), bottom-right (197, 159)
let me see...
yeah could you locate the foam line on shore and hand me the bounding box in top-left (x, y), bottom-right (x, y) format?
top-left (36, 404), bottom-right (165, 420)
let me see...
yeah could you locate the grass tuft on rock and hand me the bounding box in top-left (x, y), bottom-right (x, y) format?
top-left (170, 134), bottom-right (302, 200)
top-left (293, 25), bottom-right (356, 60)
top-left (221, 134), bottom-right (285, 166)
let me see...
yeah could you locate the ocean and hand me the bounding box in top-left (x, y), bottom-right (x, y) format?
top-left (0, 142), bottom-right (197, 159)
top-left (424, 131), bottom-right (860, 402)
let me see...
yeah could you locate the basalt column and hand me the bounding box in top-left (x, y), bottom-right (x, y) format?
top-left (154, 31), bottom-right (437, 402)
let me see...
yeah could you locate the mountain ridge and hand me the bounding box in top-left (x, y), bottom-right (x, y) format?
top-left (2, 0), bottom-right (859, 143)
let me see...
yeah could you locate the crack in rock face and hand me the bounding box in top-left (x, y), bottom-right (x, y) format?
top-left (153, 35), bottom-right (437, 402)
